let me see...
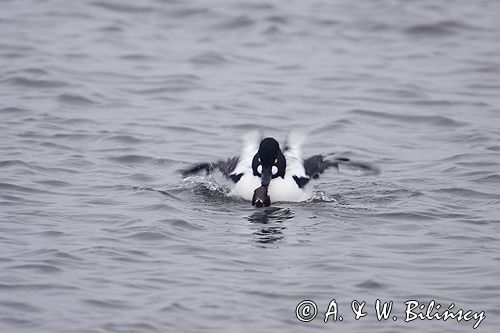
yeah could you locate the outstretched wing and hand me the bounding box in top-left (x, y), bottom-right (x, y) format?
top-left (303, 155), bottom-right (339, 179)
top-left (293, 155), bottom-right (379, 188)
top-left (180, 157), bottom-right (243, 182)
top-left (292, 155), bottom-right (335, 188)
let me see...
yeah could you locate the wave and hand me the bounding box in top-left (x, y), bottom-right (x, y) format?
top-left (349, 109), bottom-right (467, 127)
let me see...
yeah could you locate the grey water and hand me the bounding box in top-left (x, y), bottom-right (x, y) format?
top-left (1, 0), bottom-right (500, 332)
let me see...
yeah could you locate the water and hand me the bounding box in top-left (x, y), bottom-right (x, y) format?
top-left (1, 0), bottom-right (500, 332)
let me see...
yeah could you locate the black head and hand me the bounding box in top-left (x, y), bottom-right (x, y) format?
top-left (252, 137), bottom-right (286, 187)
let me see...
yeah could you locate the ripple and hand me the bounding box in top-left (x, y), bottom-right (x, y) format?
top-left (190, 51), bottom-right (230, 65)
top-left (17, 248), bottom-right (74, 258)
top-left (213, 15), bottom-right (255, 30)
top-left (474, 174), bottom-right (500, 183)
top-left (0, 283), bottom-right (78, 291)
top-left (167, 7), bottom-right (211, 18)
top-left (159, 218), bottom-right (202, 230)
top-left (134, 203), bottom-right (178, 212)
top-left (103, 322), bottom-right (158, 332)
top-left (349, 109), bottom-right (467, 127)
top-left (82, 298), bottom-right (135, 309)
top-left (38, 142), bottom-right (76, 151)
top-left (78, 246), bottom-right (129, 258)
top-left (405, 20), bottom-right (478, 36)
top-left (125, 75), bottom-right (201, 94)
top-left (35, 180), bottom-right (72, 187)
top-left (118, 53), bottom-right (156, 61)
top-left (355, 279), bottom-right (387, 290)
top-left (432, 188), bottom-right (500, 200)
top-left (229, 123), bottom-right (277, 131)
top-left (0, 106), bottom-right (30, 113)
top-left (0, 43), bottom-right (34, 53)
top-left (52, 133), bottom-right (96, 140)
top-left (90, 1), bottom-right (153, 13)
top-left (34, 230), bottom-right (68, 237)
top-left (0, 182), bottom-right (53, 194)
top-left (4, 67), bottom-right (49, 76)
top-left (156, 125), bottom-right (212, 134)
top-left (125, 231), bottom-right (169, 241)
top-left (8, 264), bottom-right (63, 274)
top-left (1, 194), bottom-right (40, 204)
top-left (0, 301), bottom-right (42, 313)
top-left (103, 224), bottom-right (172, 242)
top-left (1, 77), bottom-right (67, 88)
top-left (369, 212), bottom-right (437, 221)
top-left (108, 155), bottom-right (174, 165)
top-left (0, 317), bottom-right (37, 327)
top-left (314, 119), bottom-right (353, 132)
top-left (0, 160), bottom-right (32, 168)
top-left (128, 173), bottom-right (156, 182)
top-left (96, 24), bottom-right (124, 33)
top-left (160, 302), bottom-right (190, 312)
top-left (105, 135), bottom-right (143, 144)
top-left (265, 15), bottom-right (289, 25)
top-left (57, 93), bottom-right (97, 105)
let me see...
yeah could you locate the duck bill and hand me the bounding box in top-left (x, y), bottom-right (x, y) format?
top-left (252, 185), bottom-right (271, 207)
top-left (260, 166), bottom-right (272, 187)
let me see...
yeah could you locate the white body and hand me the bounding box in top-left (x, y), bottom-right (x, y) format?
top-left (230, 132), bottom-right (313, 202)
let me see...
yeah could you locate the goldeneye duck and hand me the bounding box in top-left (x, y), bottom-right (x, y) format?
top-left (181, 132), bottom-right (378, 206)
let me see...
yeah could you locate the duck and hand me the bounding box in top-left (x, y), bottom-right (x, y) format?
top-left (181, 132), bottom-right (378, 207)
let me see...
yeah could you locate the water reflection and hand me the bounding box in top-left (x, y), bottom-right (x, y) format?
top-left (246, 207), bottom-right (294, 244)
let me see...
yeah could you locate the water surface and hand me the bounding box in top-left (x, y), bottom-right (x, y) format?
top-left (1, 0), bottom-right (500, 332)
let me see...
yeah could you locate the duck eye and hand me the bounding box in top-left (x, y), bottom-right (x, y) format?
top-left (258, 158), bottom-right (261, 163)
top-left (274, 158), bottom-right (278, 164)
